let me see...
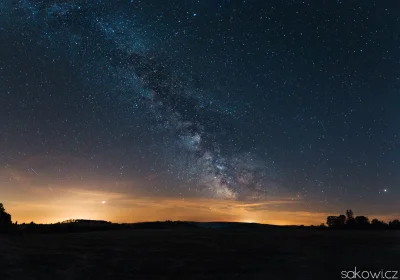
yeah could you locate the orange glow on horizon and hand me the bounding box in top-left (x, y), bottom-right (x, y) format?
top-left (2, 186), bottom-right (398, 226)
top-left (1, 162), bottom-right (398, 226)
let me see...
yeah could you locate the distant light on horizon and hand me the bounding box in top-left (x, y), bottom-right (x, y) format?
top-left (242, 219), bottom-right (256, 224)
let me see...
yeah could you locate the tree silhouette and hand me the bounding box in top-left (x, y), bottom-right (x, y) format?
top-left (0, 203), bottom-right (12, 233)
top-left (326, 214), bottom-right (346, 228)
top-left (355, 216), bottom-right (370, 228)
top-left (327, 216), bottom-right (339, 228)
top-left (345, 209), bottom-right (356, 228)
top-left (345, 209), bottom-right (354, 220)
top-left (338, 215), bottom-right (346, 227)
top-left (371, 218), bottom-right (388, 229)
top-left (389, 219), bottom-right (400, 229)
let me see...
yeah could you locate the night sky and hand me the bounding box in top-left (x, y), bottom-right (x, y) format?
top-left (1, 0), bottom-right (399, 225)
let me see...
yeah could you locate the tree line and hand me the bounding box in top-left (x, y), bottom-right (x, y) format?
top-left (326, 209), bottom-right (400, 229)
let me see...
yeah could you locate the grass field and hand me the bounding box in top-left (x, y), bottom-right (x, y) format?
top-left (1, 228), bottom-right (399, 279)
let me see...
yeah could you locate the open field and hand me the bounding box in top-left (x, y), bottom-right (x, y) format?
top-left (1, 228), bottom-right (399, 280)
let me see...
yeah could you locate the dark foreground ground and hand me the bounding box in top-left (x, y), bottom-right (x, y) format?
top-left (1, 228), bottom-right (399, 280)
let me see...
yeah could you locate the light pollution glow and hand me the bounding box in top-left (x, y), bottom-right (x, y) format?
top-left (2, 191), bottom-right (327, 225)
top-left (1, 185), bottom-right (398, 226)
top-left (1, 161), bottom-right (398, 225)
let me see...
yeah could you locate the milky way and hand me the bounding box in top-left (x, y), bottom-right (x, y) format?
top-left (1, 0), bottom-right (399, 214)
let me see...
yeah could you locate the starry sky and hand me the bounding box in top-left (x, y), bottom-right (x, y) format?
top-left (1, 0), bottom-right (399, 225)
